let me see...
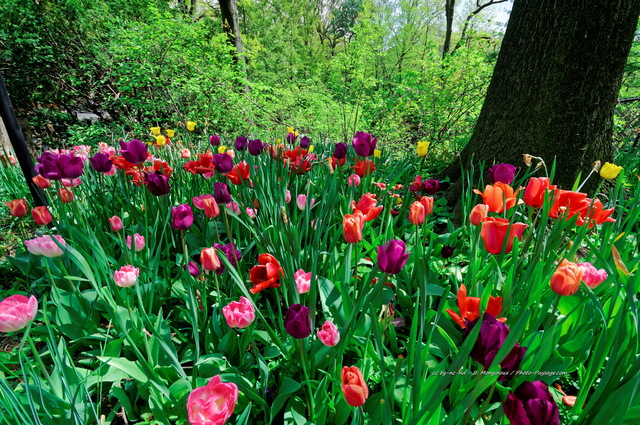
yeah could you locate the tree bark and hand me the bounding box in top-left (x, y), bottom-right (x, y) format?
top-left (219, 0), bottom-right (250, 92)
top-left (442, 0), bottom-right (455, 59)
top-left (443, 0), bottom-right (640, 207)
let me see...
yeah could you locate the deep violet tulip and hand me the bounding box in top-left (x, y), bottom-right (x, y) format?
top-left (119, 139), bottom-right (148, 164)
top-left (56, 154), bottom-right (84, 179)
top-left (488, 163), bottom-right (517, 185)
top-left (144, 172), bottom-right (170, 196)
top-left (213, 182), bottom-right (232, 205)
top-left (503, 381), bottom-right (560, 425)
top-left (89, 152), bottom-right (113, 173)
top-left (334, 142), bottom-right (348, 159)
top-left (234, 136), bottom-right (248, 151)
top-left (213, 154), bottom-right (234, 174)
top-left (172, 204), bottom-right (193, 230)
top-left (352, 131), bottom-right (377, 157)
top-left (284, 304), bottom-right (311, 338)
top-left (300, 136), bottom-right (311, 149)
top-left (248, 139), bottom-right (264, 156)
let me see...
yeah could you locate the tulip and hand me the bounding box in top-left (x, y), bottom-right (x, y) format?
top-left (317, 321), bottom-right (340, 346)
top-left (31, 206), bottom-right (52, 225)
top-left (480, 217), bottom-right (528, 254)
top-left (409, 201), bottom-right (425, 225)
top-left (166, 129), bottom-right (175, 138)
top-left (463, 313), bottom-right (510, 368)
top-left (410, 175), bottom-right (423, 192)
top-left (225, 161), bottom-right (251, 185)
top-left (600, 162), bottom-right (623, 179)
top-left (180, 149), bottom-right (191, 159)
top-left (300, 136), bottom-right (311, 149)
top-left (352, 131), bottom-right (377, 157)
top-left (423, 179), bottom-right (440, 195)
top-left (156, 135), bottom-right (166, 146)
top-left (61, 178), bottom-right (82, 188)
top-left (351, 193), bottom-right (383, 221)
top-left (334, 142), bottom-right (348, 159)
top-left (503, 381), bottom-right (560, 425)
top-left (352, 159), bottom-right (375, 177)
top-left (523, 177), bottom-right (556, 208)
top-left (284, 304), bottom-right (311, 338)
top-left (445, 285), bottom-right (505, 329)
top-left (218, 146), bottom-right (227, 154)
top-left (211, 153), bottom-right (233, 174)
top-left (580, 262), bottom-right (608, 289)
top-left (248, 139), bottom-right (264, 155)
top-left (286, 131), bottom-right (298, 144)
top-left (377, 239), bottom-right (410, 274)
top-left (56, 154), bottom-right (84, 179)
top-left (294, 269), bottom-right (312, 294)
top-left (249, 253), bottom-right (284, 293)
top-left (550, 259), bottom-right (585, 296)
top-left (213, 242), bottom-right (242, 275)
top-left (24, 235), bottom-right (66, 257)
top-left (32, 175), bottom-right (51, 188)
top-left (214, 183), bottom-right (231, 205)
top-left (441, 245), bottom-right (456, 258)
top-left (185, 261), bottom-right (200, 277)
top-left (35, 152), bottom-right (61, 180)
top-left (500, 343), bottom-right (527, 381)
top-left (209, 134), bottom-right (221, 146)
top-left (172, 204), bottom-right (194, 230)
top-left (58, 188), bottom-right (74, 203)
top-left (186, 121), bottom-right (196, 131)
top-left (150, 126), bottom-right (160, 136)
top-left (113, 265), bottom-right (139, 288)
top-left (201, 247), bottom-right (221, 272)
top-left (419, 196), bottom-right (434, 216)
top-left (234, 136), bottom-right (248, 151)
top-left (126, 233), bottom-right (146, 251)
top-left (192, 194), bottom-right (214, 209)
top-left (202, 197), bottom-right (220, 218)
top-left (343, 211), bottom-right (365, 243)
top-left (226, 201), bottom-right (241, 215)
top-left (341, 366), bottom-right (369, 407)
top-left (5, 199), bottom-right (27, 217)
top-left (285, 189), bottom-right (292, 203)
top-left (347, 174), bottom-right (360, 187)
top-left (416, 141), bottom-right (430, 157)
top-left (119, 139), bottom-right (148, 164)
top-left (487, 163), bottom-right (517, 184)
top-left (89, 152), bottom-right (113, 173)
top-left (144, 172), bottom-right (170, 196)
top-left (187, 375), bottom-right (238, 425)
top-left (473, 183), bottom-right (520, 213)
top-left (469, 204), bottom-right (489, 226)
top-left (296, 194), bottom-right (308, 211)
top-left (222, 296), bottom-right (256, 329)
top-left (0, 295), bottom-right (38, 333)
top-left (373, 149), bottom-right (381, 158)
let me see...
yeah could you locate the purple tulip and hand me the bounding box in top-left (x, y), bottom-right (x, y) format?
top-left (144, 172), bottom-right (170, 196)
top-left (377, 239), bottom-right (410, 274)
top-left (463, 313), bottom-right (510, 369)
top-left (423, 179), bottom-right (440, 195)
top-left (503, 381), bottom-right (560, 425)
top-left (488, 163), bottom-right (517, 185)
top-left (213, 242), bottom-right (242, 274)
top-left (35, 152), bottom-right (62, 180)
top-left (333, 143), bottom-right (348, 159)
top-left (286, 132), bottom-right (297, 143)
top-left (89, 152), bottom-right (113, 173)
top-left (209, 134), bottom-right (221, 146)
top-left (213, 182), bottom-right (231, 205)
top-left (185, 261), bottom-right (200, 277)
top-left (300, 136), bottom-right (311, 149)
top-left (352, 131), bottom-right (377, 157)
top-left (172, 204), bottom-right (193, 230)
top-left (284, 304), bottom-right (311, 338)
top-left (248, 139), bottom-right (264, 156)
top-left (56, 154), bottom-right (85, 179)
top-left (119, 139), bottom-right (148, 164)
top-left (500, 344), bottom-right (527, 381)
top-left (213, 154), bottom-right (234, 174)
top-left (441, 245), bottom-right (456, 259)
top-left (234, 136), bottom-right (248, 151)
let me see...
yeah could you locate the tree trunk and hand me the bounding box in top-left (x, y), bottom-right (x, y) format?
top-left (219, 0), bottom-right (250, 93)
top-left (443, 0), bottom-right (640, 208)
top-left (442, 0), bottom-right (455, 59)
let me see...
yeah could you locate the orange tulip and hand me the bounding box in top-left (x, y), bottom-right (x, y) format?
top-left (469, 204), bottom-right (489, 226)
top-left (409, 201), bottom-right (425, 225)
top-left (419, 196), bottom-right (434, 216)
top-left (58, 188), bottom-right (74, 203)
top-left (473, 182), bottom-right (520, 213)
top-left (550, 259), bottom-right (585, 296)
top-left (480, 217), bottom-right (528, 254)
top-left (5, 199), bottom-right (27, 217)
top-left (445, 284), bottom-right (505, 329)
top-left (341, 366), bottom-right (369, 407)
top-left (351, 193), bottom-right (383, 221)
top-left (343, 211), bottom-right (365, 243)
top-left (32, 175), bottom-right (51, 189)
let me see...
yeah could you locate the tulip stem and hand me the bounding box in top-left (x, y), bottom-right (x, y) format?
top-left (576, 167), bottom-right (597, 192)
top-left (297, 338), bottom-right (316, 419)
top-left (474, 382), bottom-right (496, 422)
top-left (24, 326), bottom-right (56, 390)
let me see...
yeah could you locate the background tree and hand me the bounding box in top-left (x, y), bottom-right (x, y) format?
top-left (443, 0), bottom-right (640, 204)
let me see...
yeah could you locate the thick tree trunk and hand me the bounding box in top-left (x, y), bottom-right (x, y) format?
top-left (443, 0), bottom-right (640, 206)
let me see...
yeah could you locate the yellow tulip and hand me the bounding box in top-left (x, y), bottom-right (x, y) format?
top-left (416, 141), bottom-right (430, 157)
top-left (218, 146), bottom-right (227, 154)
top-left (186, 121), bottom-right (196, 131)
top-left (166, 129), bottom-right (175, 138)
top-left (374, 149), bottom-right (381, 158)
top-left (287, 127), bottom-right (294, 133)
top-left (395, 196), bottom-right (403, 205)
top-left (308, 145), bottom-right (314, 153)
top-left (155, 135), bottom-right (166, 146)
top-left (276, 138), bottom-right (282, 143)
top-left (600, 162), bottom-right (623, 179)
top-left (150, 126), bottom-right (160, 136)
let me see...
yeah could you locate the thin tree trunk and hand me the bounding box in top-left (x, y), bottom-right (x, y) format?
top-left (219, 0), bottom-right (250, 93)
top-left (442, 0), bottom-right (455, 59)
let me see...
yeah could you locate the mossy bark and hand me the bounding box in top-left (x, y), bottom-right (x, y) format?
top-left (443, 0), bottom-right (640, 199)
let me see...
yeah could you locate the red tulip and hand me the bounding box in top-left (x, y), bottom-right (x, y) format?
top-left (473, 183), bottom-right (520, 213)
top-left (341, 366), bottom-right (369, 407)
top-left (31, 206), bottom-right (52, 225)
top-left (469, 204), bottom-right (489, 226)
top-left (409, 201), bottom-right (425, 225)
top-left (58, 188), bottom-right (74, 203)
top-left (445, 284), bottom-right (505, 329)
top-left (32, 175), bottom-right (51, 189)
top-left (343, 211), bottom-right (365, 243)
top-left (108, 215), bottom-right (123, 232)
top-left (351, 193), bottom-right (382, 221)
top-left (480, 217), bottom-right (527, 254)
top-left (249, 254), bottom-right (284, 294)
top-left (419, 196), bottom-right (434, 216)
top-left (523, 177), bottom-right (556, 208)
top-left (5, 199), bottom-right (27, 217)
top-left (201, 247), bottom-right (221, 272)
top-left (351, 159), bottom-right (375, 177)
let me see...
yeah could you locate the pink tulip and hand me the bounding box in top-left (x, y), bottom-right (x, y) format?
top-left (114, 265), bottom-right (139, 287)
top-left (222, 296), bottom-right (256, 329)
top-left (245, 207), bottom-right (257, 218)
top-left (580, 262), bottom-right (608, 289)
top-left (192, 194), bottom-right (214, 209)
top-left (285, 190), bottom-right (292, 203)
top-left (226, 201), bottom-right (241, 215)
top-left (294, 269), bottom-right (312, 294)
top-left (348, 174), bottom-right (361, 187)
top-left (317, 320), bottom-right (340, 346)
top-left (126, 233), bottom-right (146, 251)
top-left (0, 295), bottom-right (38, 333)
top-left (24, 235), bottom-right (66, 257)
top-left (187, 375), bottom-right (238, 425)
top-left (296, 194), bottom-right (307, 211)
top-left (109, 215), bottom-right (123, 232)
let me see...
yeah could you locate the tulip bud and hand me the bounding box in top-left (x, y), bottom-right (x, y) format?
top-left (108, 215), bottom-right (123, 231)
top-left (341, 366), bottom-right (369, 407)
top-left (201, 247), bottom-right (221, 271)
top-left (113, 265), bottom-right (139, 288)
top-left (419, 196), bottom-right (434, 216)
top-left (126, 233), bottom-right (146, 251)
top-left (31, 206), bottom-right (52, 226)
top-left (284, 304), bottom-right (311, 338)
top-left (317, 320), bottom-right (340, 346)
top-left (409, 201), bottom-right (425, 225)
top-left (5, 199), bottom-right (27, 217)
top-left (469, 204), bottom-right (489, 226)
